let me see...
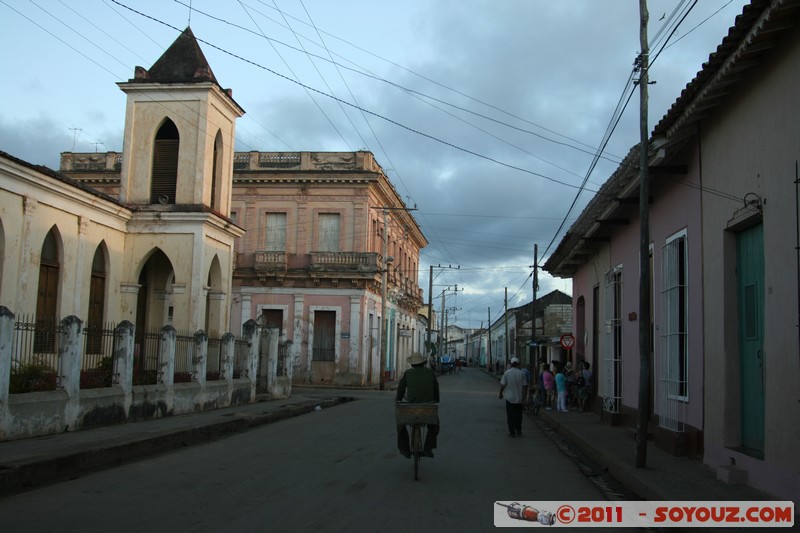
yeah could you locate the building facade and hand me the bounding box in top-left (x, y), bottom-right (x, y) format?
top-left (0, 28), bottom-right (254, 439)
top-left (546, 0), bottom-right (800, 499)
top-left (227, 151), bottom-right (426, 386)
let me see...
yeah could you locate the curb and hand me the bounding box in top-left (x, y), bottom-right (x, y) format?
top-left (535, 410), bottom-right (665, 501)
top-left (0, 396), bottom-right (351, 498)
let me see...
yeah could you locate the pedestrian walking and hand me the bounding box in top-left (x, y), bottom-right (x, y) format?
top-left (499, 357), bottom-right (528, 437)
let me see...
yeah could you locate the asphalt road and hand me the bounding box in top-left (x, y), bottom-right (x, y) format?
top-left (0, 368), bottom-right (606, 532)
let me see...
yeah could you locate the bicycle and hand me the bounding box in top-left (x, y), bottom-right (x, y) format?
top-left (395, 402), bottom-right (438, 481)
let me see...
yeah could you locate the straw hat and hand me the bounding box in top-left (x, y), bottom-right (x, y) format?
top-left (407, 353), bottom-right (426, 365)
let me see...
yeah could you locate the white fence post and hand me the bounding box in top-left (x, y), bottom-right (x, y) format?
top-left (262, 327), bottom-right (279, 398)
top-left (59, 315), bottom-right (83, 430)
top-left (160, 325), bottom-right (176, 413)
top-left (0, 307), bottom-right (12, 404)
top-left (115, 321), bottom-right (135, 414)
top-left (221, 332), bottom-right (235, 403)
top-left (0, 306), bottom-right (13, 438)
top-left (242, 319), bottom-right (259, 401)
top-left (193, 330), bottom-right (208, 388)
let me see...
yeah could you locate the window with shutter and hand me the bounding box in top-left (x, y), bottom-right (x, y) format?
top-left (266, 213), bottom-right (287, 251)
top-left (317, 213), bottom-right (340, 252)
top-left (150, 120), bottom-right (179, 204)
top-left (210, 132), bottom-right (222, 210)
top-left (35, 229), bottom-right (59, 353)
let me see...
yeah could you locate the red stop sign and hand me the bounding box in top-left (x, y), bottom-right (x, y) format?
top-left (560, 334), bottom-right (575, 350)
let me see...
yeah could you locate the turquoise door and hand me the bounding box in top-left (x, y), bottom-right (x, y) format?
top-left (737, 223), bottom-right (765, 456)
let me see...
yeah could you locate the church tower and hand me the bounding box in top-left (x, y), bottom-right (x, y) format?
top-left (114, 28), bottom-right (245, 338)
top-left (117, 27), bottom-right (244, 215)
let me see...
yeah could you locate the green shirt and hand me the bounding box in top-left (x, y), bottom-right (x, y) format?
top-left (396, 366), bottom-right (440, 403)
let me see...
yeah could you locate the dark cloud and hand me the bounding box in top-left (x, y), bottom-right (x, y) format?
top-left (0, 0), bottom-right (749, 327)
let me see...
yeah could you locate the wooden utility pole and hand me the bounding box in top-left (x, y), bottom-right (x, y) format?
top-left (532, 244), bottom-right (539, 364)
top-left (636, 0), bottom-right (652, 469)
top-left (504, 287), bottom-right (510, 365)
top-left (426, 265), bottom-right (433, 357)
top-left (487, 307), bottom-right (493, 372)
top-left (379, 209), bottom-right (389, 390)
top-left (477, 320), bottom-right (484, 367)
top-left (438, 289), bottom-right (446, 363)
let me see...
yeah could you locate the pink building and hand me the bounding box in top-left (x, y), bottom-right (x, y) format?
top-left (229, 151), bottom-right (426, 387)
top-left (547, 1), bottom-right (800, 499)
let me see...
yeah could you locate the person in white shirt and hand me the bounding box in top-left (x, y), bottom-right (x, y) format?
top-left (499, 357), bottom-right (528, 437)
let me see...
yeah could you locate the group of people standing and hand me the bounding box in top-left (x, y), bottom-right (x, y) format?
top-left (534, 359), bottom-right (592, 413)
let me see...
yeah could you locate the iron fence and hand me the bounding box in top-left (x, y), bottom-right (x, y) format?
top-left (134, 329), bottom-right (162, 385)
top-left (233, 338), bottom-right (249, 378)
top-left (173, 331), bottom-right (194, 383)
top-left (81, 322), bottom-right (118, 389)
top-left (10, 315), bottom-right (60, 393)
top-left (277, 342), bottom-right (288, 376)
top-left (206, 337), bottom-right (224, 381)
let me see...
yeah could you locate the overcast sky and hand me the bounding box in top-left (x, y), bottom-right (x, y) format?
top-left (0, 0), bottom-right (749, 328)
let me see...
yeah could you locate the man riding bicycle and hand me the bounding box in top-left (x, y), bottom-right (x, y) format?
top-left (396, 353), bottom-right (440, 458)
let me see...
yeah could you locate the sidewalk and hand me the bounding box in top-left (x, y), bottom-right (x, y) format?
top-left (0, 390), bottom-right (351, 498)
top-left (485, 368), bottom-right (779, 502)
top-left (534, 407), bottom-right (776, 501)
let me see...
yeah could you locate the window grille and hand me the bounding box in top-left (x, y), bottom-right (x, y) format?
top-left (603, 267), bottom-right (623, 413)
top-left (659, 232), bottom-right (688, 431)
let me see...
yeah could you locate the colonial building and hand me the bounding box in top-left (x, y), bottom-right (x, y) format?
top-left (0, 28), bottom-right (250, 439)
top-left (226, 151), bottom-right (426, 386)
top-left (61, 61), bottom-right (427, 391)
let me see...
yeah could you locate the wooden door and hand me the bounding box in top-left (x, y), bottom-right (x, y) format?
top-left (737, 223), bottom-right (765, 456)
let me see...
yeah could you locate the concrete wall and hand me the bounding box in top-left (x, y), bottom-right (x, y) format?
top-left (0, 310), bottom-right (284, 442)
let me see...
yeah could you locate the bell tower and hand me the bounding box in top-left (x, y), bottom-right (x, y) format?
top-left (116, 27), bottom-right (244, 215)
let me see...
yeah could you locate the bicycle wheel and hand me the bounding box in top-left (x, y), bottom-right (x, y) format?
top-left (411, 425), bottom-right (422, 481)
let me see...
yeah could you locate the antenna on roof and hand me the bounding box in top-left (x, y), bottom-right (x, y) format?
top-left (69, 128), bottom-right (82, 151)
top-left (188, 0), bottom-right (193, 26)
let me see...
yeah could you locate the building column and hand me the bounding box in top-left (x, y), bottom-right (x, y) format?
top-left (349, 295), bottom-right (361, 373)
top-left (240, 292), bottom-right (252, 332)
top-left (293, 294), bottom-right (305, 371)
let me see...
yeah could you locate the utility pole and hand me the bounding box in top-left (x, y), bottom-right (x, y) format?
top-left (504, 287), bottom-right (510, 365)
top-left (438, 289), bottom-right (446, 363)
top-left (476, 320), bottom-right (483, 367)
top-left (532, 244), bottom-right (539, 364)
top-left (427, 265), bottom-right (433, 358)
top-left (636, 0), bottom-right (652, 469)
top-left (379, 208), bottom-right (390, 390)
top-left (371, 205), bottom-right (416, 391)
top-left (426, 264), bottom-right (460, 361)
top-left (487, 307), bottom-right (493, 372)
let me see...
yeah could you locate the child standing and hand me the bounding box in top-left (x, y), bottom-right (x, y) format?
top-left (555, 363), bottom-right (568, 412)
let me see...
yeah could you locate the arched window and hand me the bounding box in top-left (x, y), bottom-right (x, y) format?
top-left (210, 131), bottom-right (223, 210)
top-left (150, 119), bottom-right (179, 204)
top-left (35, 228), bottom-right (60, 352)
top-left (86, 244), bottom-right (107, 353)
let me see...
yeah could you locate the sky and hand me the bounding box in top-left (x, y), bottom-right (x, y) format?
top-left (0, 0), bottom-right (750, 329)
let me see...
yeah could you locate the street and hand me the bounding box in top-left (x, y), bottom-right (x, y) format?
top-left (0, 369), bottom-right (607, 532)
